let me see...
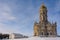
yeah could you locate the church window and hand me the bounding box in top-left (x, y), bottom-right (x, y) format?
top-left (50, 32), bottom-right (52, 35)
top-left (47, 32), bottom-right (49, 35)
top-left (34, 33), bottom-right (36, 36)
top-left (41, 32), bottom-right (44, 35)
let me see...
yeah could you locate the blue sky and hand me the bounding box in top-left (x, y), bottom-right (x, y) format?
top-left (0, 0), bottom-right (60, 36)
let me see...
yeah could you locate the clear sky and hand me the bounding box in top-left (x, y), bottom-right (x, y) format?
top-left (0, 0), bottom-right (60, 36)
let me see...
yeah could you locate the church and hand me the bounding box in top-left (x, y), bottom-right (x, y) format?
top-left (34, 4), bottom-right (57, 37)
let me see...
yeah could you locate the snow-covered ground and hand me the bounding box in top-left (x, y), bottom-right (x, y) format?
top-left (2, 37), bottom-right (60, 40)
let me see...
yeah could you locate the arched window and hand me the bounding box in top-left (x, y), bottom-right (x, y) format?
top-left (34, 33), bottom-right (36, 36)
top-left (41, 32), bottom-right (44, 35)
top-left (47, 32), bottom-right (49, 35)
top-left (50, 32), bottom-right (52, 35)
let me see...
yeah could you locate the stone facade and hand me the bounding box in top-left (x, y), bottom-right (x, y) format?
top-left (34, 4), bottom-right (57, 37)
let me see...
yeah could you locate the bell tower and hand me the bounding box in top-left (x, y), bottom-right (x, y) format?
top-left (39, 4), bottom-right (48, 36)
top-left (40, 4), bottom-right (48, 24)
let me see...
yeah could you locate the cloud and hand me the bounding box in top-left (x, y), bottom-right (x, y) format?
top-left (0, 3), bottom-right (16, 21)
top-left (54, 0), bottom-right (60, 12)
top-left (0, 2), bottom-right (17, 34)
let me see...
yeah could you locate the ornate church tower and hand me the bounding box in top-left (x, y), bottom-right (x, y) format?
top-left (40, 4), bottom-right (47, 24)
top-left (39, 4), bottom-right (48, 36)
top-left (34, 4), bottom-right (57, 37)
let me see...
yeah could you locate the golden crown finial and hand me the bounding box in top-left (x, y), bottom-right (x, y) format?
top-left (40, 3), bottom-right (47, 9)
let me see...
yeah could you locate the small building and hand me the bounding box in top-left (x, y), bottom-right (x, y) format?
top-left (9, 33), bottom-right (28, 39)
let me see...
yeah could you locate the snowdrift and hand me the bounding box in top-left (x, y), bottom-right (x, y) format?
top-left (2, 37), bottom-right (60, 40)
